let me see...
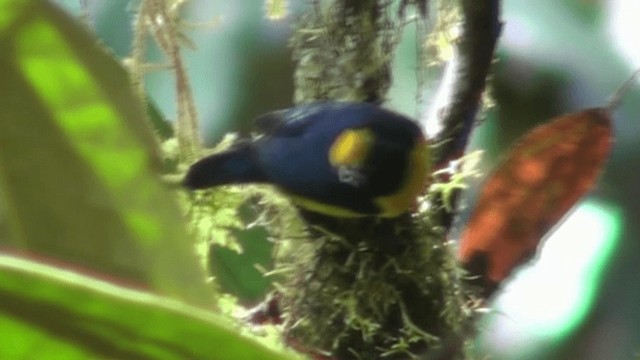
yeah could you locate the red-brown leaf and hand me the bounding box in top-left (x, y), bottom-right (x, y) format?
top-left (458, 108), bottom-right (613, 291)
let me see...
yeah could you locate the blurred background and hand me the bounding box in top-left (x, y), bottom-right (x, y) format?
top-left (56, 1), bottom-right (640, 359)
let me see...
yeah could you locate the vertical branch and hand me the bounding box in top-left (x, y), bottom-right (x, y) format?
top-left (427, 0), bottom-right (501, 231)
top-left (130, 0), bottom-right (202, 163)
top-left (161, 1), bottom-right (201, 162)
top-left (432, 0), bottom-right (501, 164)
top-left (130, 0), bottom-right (150, 111)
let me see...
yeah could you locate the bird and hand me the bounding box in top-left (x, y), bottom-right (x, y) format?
top-left (183, 102), bottom-right (431, 217)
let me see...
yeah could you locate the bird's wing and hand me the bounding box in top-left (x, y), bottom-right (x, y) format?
top-left (253, 104), bottom-right (325, 136)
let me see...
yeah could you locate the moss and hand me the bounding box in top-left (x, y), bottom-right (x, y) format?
top-left (265, 196), bottom-right (473, 359)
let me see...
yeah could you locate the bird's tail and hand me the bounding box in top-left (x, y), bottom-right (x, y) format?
top-left (182, 142), bottom-right (266, 189)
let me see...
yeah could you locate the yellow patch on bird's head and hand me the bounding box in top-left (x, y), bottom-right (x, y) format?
top-left (376, 136), bottom-right (430, 217)
top-left (329, 129), bottom-right (374, 167)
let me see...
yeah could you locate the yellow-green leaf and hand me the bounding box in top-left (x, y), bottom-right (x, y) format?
top-left (0, 253), bottom-right (295, 360)
top-left (0, 0), bottom-right (208, 302)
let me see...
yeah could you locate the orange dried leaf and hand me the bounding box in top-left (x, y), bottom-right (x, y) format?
top-left (458, 108), bottom-right (613, 289)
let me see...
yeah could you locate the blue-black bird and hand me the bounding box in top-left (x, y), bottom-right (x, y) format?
top-left (183, 102), bottom-right (430, 217)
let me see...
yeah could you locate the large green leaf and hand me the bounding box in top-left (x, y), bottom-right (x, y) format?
top-left (0, 253), bottom-right (294, 360)
top-left (0, 0), bottom-right (208, 302)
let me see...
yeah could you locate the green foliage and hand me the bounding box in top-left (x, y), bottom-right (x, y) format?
top-left (177, 135), bottom-right (260, 286)
top-left (0, 253), bottom-right (295, 360)
top-left (429, 150), bottom-right (484, 212)
top-left (0, 0), bottom-right (208, 303)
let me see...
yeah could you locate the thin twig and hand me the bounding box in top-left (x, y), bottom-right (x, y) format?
top-left (131, 0), bottom-right (202, 163)
top-left (130, 1), bottom-right (149, 108)
top-left (606, 68), bottom-right (640, 112)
